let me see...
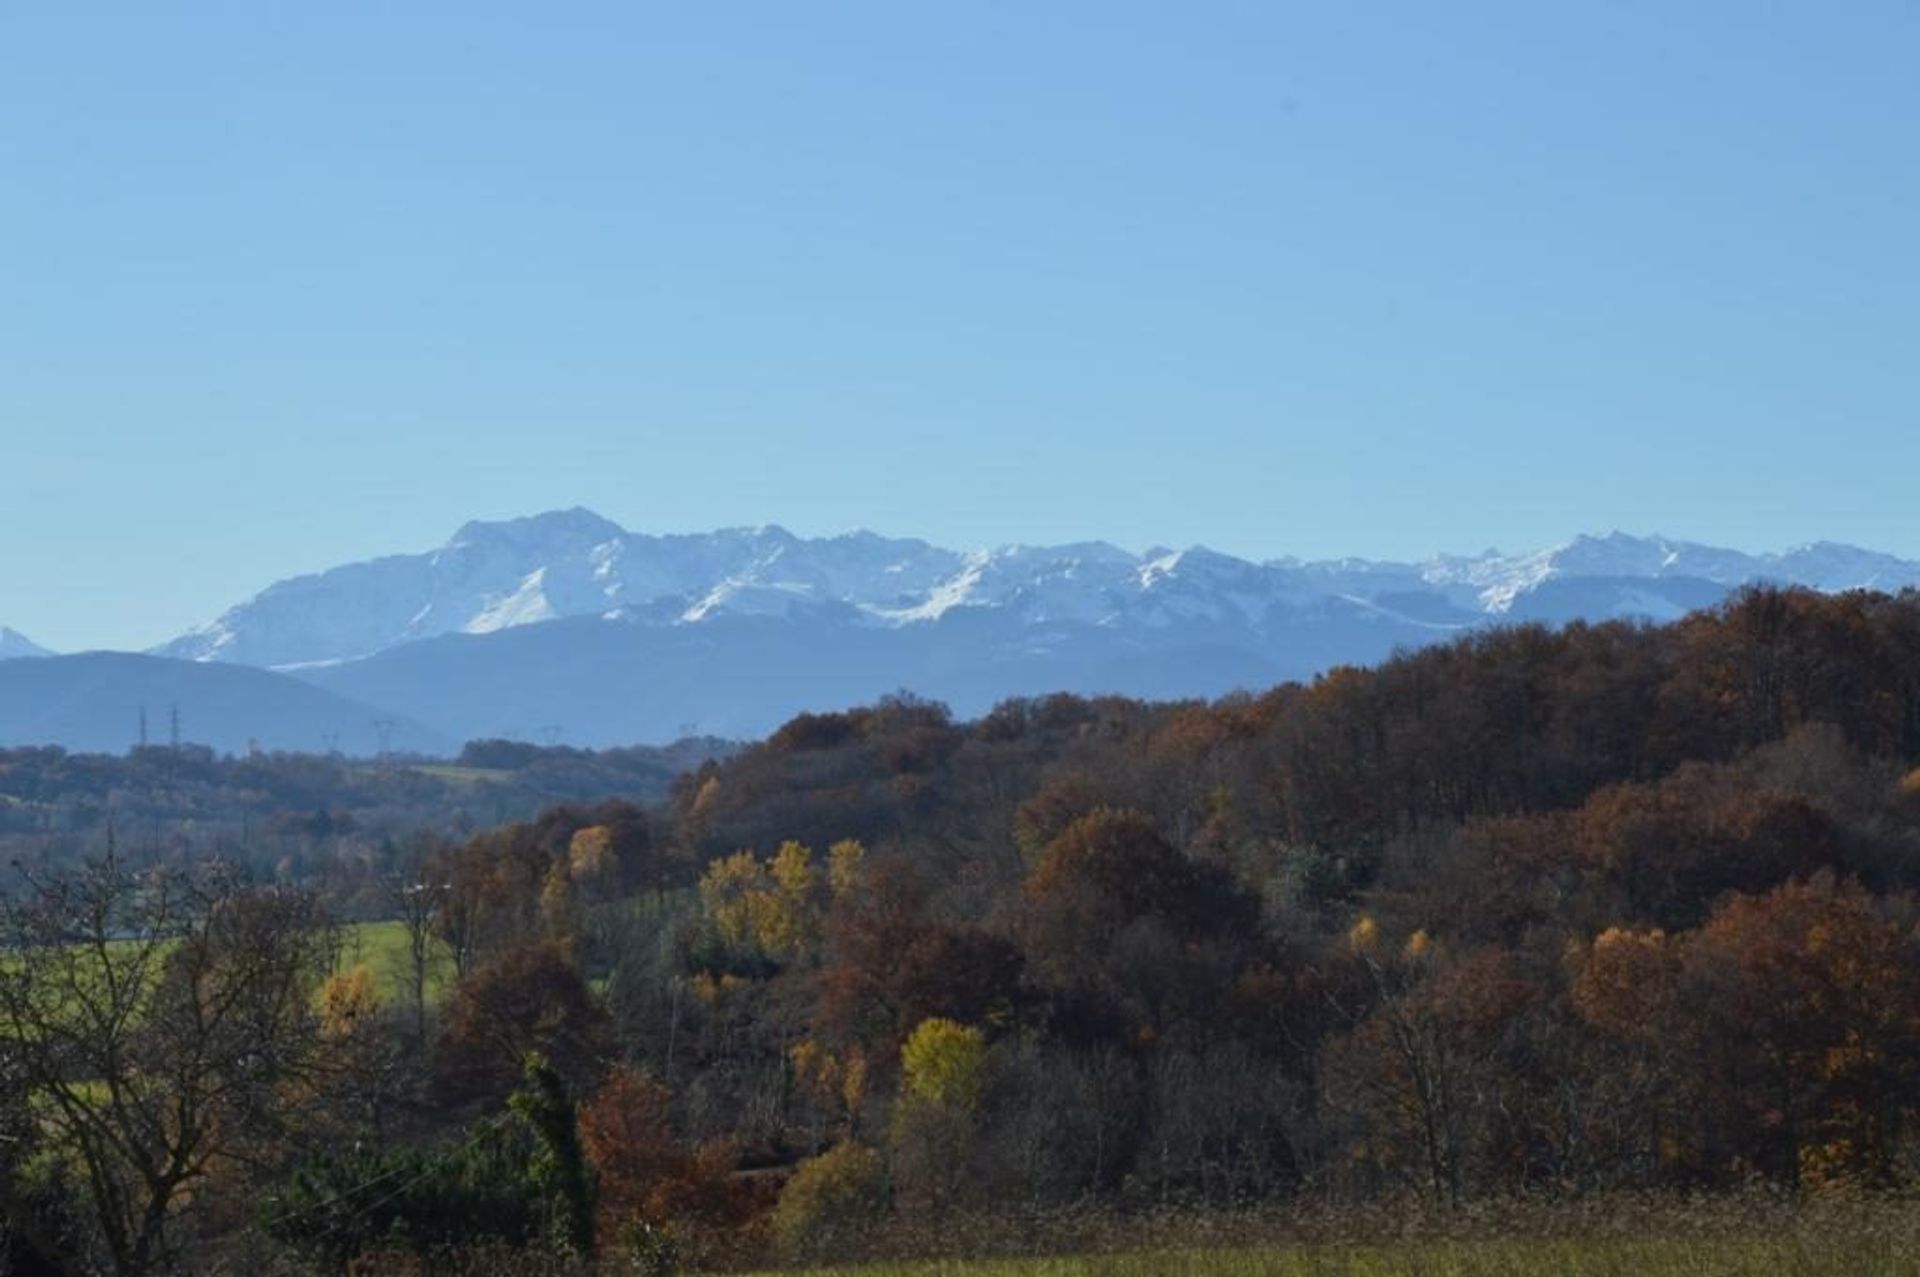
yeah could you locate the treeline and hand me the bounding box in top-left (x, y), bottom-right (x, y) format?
top-left (8, 586), bottom-right (1920, 1273)
top-left (0, 736), bottom-right (732, 902)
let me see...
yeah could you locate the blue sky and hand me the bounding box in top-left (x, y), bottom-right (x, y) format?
top-left (3, 3), bottom-right (1917, 652)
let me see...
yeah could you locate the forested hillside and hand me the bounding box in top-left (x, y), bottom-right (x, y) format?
top-left (0, 737), bottom-right (731, 908)
top-left (9, 586), bottom-right (1920, 1273)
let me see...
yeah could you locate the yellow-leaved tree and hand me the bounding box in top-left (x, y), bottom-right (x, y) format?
top-left (891, 1018), bottom-right (988, 1213)
top-left (900, 1018), bottom-right (986, 1110)
top-left (828, 838), bottom-right (867, 896)
top-left (699, 849), bottom-right (767, 951)
top-left (568, 825), bottom-right (617, 886)
top-left (319, 963), bottom-right (381, 1041)
top-left (699, 839), bottom-right (866, 966)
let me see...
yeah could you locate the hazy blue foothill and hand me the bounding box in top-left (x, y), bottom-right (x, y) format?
top-left (0, 651), bottom-right (450, 757)
top-left (0, 628), bottom-right (53, 660)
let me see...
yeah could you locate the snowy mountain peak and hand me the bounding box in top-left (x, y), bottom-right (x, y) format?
top-left (447, 506), bottom-right (626, 553)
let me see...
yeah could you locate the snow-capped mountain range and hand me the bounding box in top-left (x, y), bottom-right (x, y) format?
top-left (154, 509), bottom-right (1920, 673)
top-left (9, 511), bottom-right (1917, 755)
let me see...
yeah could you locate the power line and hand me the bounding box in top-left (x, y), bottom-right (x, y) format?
top-left (261, 1111), bottom-right (518, 1242)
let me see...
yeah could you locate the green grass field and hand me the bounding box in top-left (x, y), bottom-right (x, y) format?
top-left (3, 919), bottom-right (454, 1029)
top-left (335, 918), bottom-right (456, 1008)
top-left (405, 763), bottom-right (518, 786)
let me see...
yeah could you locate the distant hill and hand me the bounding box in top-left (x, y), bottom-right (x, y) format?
top-left (0, 627), bottom-right (52, 659)
top-left (0, 652), bottom-right (451, 756)
top-left (296, 606), bottom-right (1302, 746)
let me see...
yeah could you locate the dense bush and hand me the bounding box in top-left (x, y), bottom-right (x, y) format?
top-left (772, 1141), bottom-right (887, 1258)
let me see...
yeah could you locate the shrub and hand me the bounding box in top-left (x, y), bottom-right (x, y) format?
top-left (771, 1141), bottom-right (885, 1258)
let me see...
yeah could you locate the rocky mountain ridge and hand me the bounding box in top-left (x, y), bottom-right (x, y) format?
top-left (155, 511), bottom-right (1920, 673)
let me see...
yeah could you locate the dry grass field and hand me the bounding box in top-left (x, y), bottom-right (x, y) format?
top-left (745, 1195), bottom-right (1920, 1277)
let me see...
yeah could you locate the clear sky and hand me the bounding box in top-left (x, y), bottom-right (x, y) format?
top-left (3, 3), bottom-right (1917, 652)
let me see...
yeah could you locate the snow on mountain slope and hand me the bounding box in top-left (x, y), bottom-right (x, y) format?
top-left (1415, 532), bottom-right (1920, 615)
top-left (0, 627), bottom-right (52, 660)
top-left (159, 512), bottom-right (974, 667)
top-left (156, 514), bottom-right (1920, 675)
top-left (1768, 542), bottom-right (1920, 593)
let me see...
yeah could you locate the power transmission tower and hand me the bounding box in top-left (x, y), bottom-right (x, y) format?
top-left (540, 724), bottom-right (563, 747)
top-left (138, 706), bottom-right (148, 750)
top-left (169, 704), bottom-right (181, 751)
top-left (373, 719), bottom-right (396, 760)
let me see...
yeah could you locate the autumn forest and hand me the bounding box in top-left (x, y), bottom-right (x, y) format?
top-left (10, 585), bottom-right (1920, 1273)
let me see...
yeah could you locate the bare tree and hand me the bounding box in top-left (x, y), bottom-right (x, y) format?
top-left (0, 853), bottom-right (341, 1275)
top-left (388, 863), bottom-right (450, 1045)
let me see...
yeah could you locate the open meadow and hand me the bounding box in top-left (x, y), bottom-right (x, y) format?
top-left (337, 917), bottom-right (457, 1006)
